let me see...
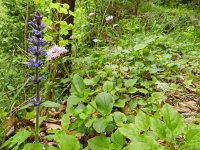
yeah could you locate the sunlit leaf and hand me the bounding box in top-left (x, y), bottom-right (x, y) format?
top-left (88, 136), bottom-right (110, 150)
top-left (95, 92), bottom-right (113, 115)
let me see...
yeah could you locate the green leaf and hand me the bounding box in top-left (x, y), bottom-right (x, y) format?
top-left (84, 78), bottom-right (96, 86)
top-left (162, 104), bottom-right (184, 131)
top-left (124, 136), bottom-right (164, 150)
top-left (46, 146), bottom-right (59, 150)
top-left (88, 136), bottom-right (110, 150)
top-left (111, 129), bottom-right (126, 146)
top-left (95, 92), bottom-right (113, 115)
top-left (114, 112), bottom-right (127, 126)
top-left (49, 3), bottom-right (60, 11)
top-left (7, 85), bottom-right (15, 90)
top-left (180, 126), bottom-right (200, 149)
top-left (41, 101), bottom-right (60, 108)
top-left (114, 99), bottom-right (126, 108)
top-left (128, 87), bottom-right (138, 93)
top-left (125, 79), bottom-right (137, 88)
top-left (61, 114), bottom-right (70, 131)
top-left (23, 143), bottom-right (43, 150)
top-left (59, 7), bottom-right (68, 14)
top-left (119, 123), bottom-right (140, 139)
top-left (67, 95), bottom-right (83, 109)
top-left (134, 43), bottom-right (147, 51)
top-left (93, 117), bottom-right (109, 133)
top-left (70, 74), bottom-right (85, 97)
top-left (1, 129), bottom-right (32, 149)
top-left (46, 134), bottom-right (80, 150)
top-left (103, 81), bottom-right (113, 92)
top-left (135, 111), bottom-right (150, 131)
top-left (150, 118), bottom-right (167, 140)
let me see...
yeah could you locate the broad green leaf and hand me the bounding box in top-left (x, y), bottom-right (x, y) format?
top-left (124, 136), bottom-right (164, 150)
top-left (103, 81), bottom-right (113, 92)
top-left (119, 123), bottom-right (140, 139)
top-left (88, 136), bottom-right (110, 150)
top-left (180, 126), bottom-right (200, 150)
top-left (61, 114), bottom-right (70, 131)
top-left (63, 4), bottom-right (70, 9)
top-left (49, 3), bottom-right (60, 11)
top-left (128, 87), bottom-right (138, 93)
top-left (41, 101), bottom-right (60, 108)
top-left (150, 118), bottom-right (167, 140)
top-left (1, 129), bottom-right (32, 149)
top-left (67, 95), bottom-right (83, 109)
top-left (135, 111), bottom-right (150, 131)
top-left (93, 117), bottom-right (109, 133)
top-left (125, 79), bottom-right (137, 88)
top-left (134, 43), bottom-right (147, 51)
top-left (129, 99), bottom-right (138, 109)
top-left (7, 85), bottom-right (15, 90)
top-left (111, 129), bottom-right (126, 146)
top-left (109, 143), bottom-right (123, 150)
top-left (59, 7), bottom-right (68, 14)
top-left (84, 78), bottom-right (96, 86)
top-left (46, 134), bottom-right (80, 150)
top-left (114, 112), bottom-right (127, 126)
top-left (114, 99), bottom-right (126, 108)
top-left (95, 92), bottom-right (113, 115)
top-left (46, 146), bottom-right (59, 150)
top-left (162, 104), bottom-right (184, 131)
top-left (23, 143), bottom-right (43, 150)
top-left (70, 74), bottom-right (85, 97)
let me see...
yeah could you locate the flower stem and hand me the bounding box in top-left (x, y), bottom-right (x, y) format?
top-left (35, 47), bottom-right (40, 143)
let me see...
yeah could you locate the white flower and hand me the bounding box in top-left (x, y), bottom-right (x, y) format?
top-left (105, 15), bottom-right (113, 22)
top-left (47, 45), bottom-right (67, 60)
top-left (89, 12), bottom-right (95, 17)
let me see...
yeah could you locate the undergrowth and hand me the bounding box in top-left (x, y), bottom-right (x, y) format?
top-left (0, 1), bottom-right (200, 150)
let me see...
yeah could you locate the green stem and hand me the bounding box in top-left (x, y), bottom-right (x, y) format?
top-left (35, 106), bottom-right (40, 143)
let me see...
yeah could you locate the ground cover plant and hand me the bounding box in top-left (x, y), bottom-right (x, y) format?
top-left (0, 0), bottom-right (200, 150)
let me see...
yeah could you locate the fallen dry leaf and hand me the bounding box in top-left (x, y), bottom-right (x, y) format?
top-left (174, 101), bottom-right (198, 113)
top-left (46, 122), bottom-right (62, 130)
top-left (6, 126), bottom-right (15, 137)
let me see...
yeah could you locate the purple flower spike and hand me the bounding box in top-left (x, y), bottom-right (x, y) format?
top-left (37, 39), bottom-right (47, 46)
top-left (34, 12), bottom-right (43, 26)
top-left (33, 29), bottom-right (42, 38)
top-left (40, 24), bottom-right (46, 30)
top-left (27, 22), bottom-right (36, 28)
top-left (28, 97), bottom-right (43, 107)
top-left (24, 58), bottom-right (43, 68)
top-left (30, 75), bottom-right (45, 83)
top-left (26, 12), bottom-right (47, 142)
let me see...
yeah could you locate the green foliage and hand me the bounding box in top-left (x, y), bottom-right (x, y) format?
top-left (23, 143), bottom-right (43, 150)
top-left (46, 134), bottom-right (80, 150)
top-left (88, 136), bottom-right (110, 150)
top-left (95, 92), bottom-right (113, 116)
top-left (1, 0), bottom-right (200, 149)
top-left (1, 129), bottom-right (32, 150)
top-left (41, 101), bottom-right (60, 108)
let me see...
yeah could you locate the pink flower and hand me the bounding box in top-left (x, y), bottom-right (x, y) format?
top-left (47, 45), bottom-right (67, 60)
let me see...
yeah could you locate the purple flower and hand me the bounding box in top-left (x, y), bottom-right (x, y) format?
top-left (28, 97), bottom-right (43, 107)
top-left (24, 58), bottom-right (43, 68)
top-left (28, 46), bottom-right (47, 56)
top-left (33, 29), bottom-right (42, 38)
top-left (28, 37), bottom-right (47, 46)
top-left (40, 24), bottom-right (46, 30)
top-left (34, 12), bottom-right (43, 26)
top-left (27, 22), bottom-right (36, 29)
top-left (37, 39), bottom-right (47, 46)
top-left (30, 76), bottom-right (45, 83)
